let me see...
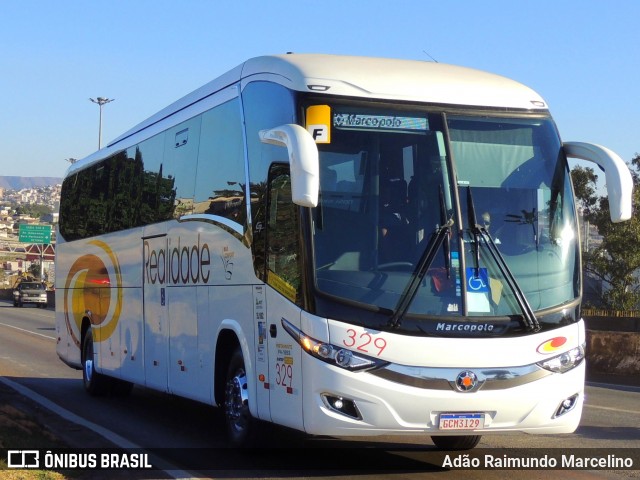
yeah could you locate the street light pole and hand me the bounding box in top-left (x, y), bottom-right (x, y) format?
top-left (89, 97), bottom-right (115, 149)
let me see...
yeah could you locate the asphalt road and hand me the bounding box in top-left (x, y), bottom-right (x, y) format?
top-left (0, 301), bottom-right (638, 479)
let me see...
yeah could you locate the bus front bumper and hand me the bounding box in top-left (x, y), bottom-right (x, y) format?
top-left (301, 356), bottom-right (585, 438)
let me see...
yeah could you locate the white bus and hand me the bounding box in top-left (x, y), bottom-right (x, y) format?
top-left (56, 53), bottom-right (632, 449)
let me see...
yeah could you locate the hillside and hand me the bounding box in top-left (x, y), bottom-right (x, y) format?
top-left (0, 176), bottom-right (63, 189)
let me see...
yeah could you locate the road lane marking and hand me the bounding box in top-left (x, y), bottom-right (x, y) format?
top-left (0, 321), bottom-right (56, 340)
top-left (584, 404), bottom-right (640, 415)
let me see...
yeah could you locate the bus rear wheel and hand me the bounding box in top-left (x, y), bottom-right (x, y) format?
top-left (431, 435), bottom-right (481, 450)
top-left (82, 328), bottom-right (110, 396)
top-left (224, 347), bottom-right (260, 447)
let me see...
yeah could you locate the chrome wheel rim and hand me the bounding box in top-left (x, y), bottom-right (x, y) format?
top-left (225, 370), bottom-right (249, 433)
top-left (84, 357), bottom-right (93, 383)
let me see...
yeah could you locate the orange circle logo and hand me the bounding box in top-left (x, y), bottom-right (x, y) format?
top-left (536, 336), bottom-right (567, 355)
top-left (63, 240), bottom-right (122, 346)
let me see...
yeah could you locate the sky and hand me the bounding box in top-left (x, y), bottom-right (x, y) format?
top-left (1, 0), bottom-right (638, 190)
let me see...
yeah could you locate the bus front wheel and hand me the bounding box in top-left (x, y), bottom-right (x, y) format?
top-left (431, 435), bottom-right (481, 450)
top-left (224, 347), bottom-right (260, 447)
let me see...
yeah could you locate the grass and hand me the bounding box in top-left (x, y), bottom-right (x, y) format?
top-left (0, 404), bottom-right (68, 479)
top-left (0, 402), bottom-right (153, 480)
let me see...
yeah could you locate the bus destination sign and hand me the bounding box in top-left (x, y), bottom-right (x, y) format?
top-left (333, 113), bottom-right (428, 131)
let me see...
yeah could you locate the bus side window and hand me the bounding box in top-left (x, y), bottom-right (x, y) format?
top-left (266, 164), bottom-right (303, 306)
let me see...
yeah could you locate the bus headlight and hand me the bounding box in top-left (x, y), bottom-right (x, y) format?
top-left (282, 319), bottom-right (389, 372)
top-left (536, 344), bottom-right (585, 374)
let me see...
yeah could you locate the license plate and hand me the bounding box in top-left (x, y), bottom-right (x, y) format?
top-left (439, 413), bottom-right (485, 430)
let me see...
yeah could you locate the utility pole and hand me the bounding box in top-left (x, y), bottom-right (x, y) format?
top-left (89, 97), bottom-right (115, 149)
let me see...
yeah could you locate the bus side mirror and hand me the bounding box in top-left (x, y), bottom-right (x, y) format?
top-left (564, 142), bottom-right (633, 222)
top-left (260, 124), bottom-right (319, 208)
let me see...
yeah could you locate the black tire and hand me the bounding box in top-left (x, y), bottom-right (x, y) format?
top-left (431, 435), bottom-right (481, 450)
top-left (81, 328), bottom-right (110, 396)
top-left (224, 347), bottom-right (261, 447)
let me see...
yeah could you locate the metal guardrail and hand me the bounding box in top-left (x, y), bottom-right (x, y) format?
top-left (0, 240), bottom-right (55, 257)
top-left (583, 308), bottom-right (640, 319)
top-left (583, 310), bottom-right (640, 333)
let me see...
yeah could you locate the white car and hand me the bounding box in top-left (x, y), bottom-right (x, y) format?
top-left (13, 282), bottom-right (48, 308)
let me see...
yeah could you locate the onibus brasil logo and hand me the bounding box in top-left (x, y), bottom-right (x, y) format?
top-left (63, 240), bottom-right (123, 346)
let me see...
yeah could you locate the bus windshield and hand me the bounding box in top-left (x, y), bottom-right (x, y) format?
top-left (311, 106), bottom-right (579, 329)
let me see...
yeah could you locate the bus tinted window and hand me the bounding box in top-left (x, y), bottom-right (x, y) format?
top-left (266, 165), bottom-right (302, 305)
top-left (163, 116), bottom-right (201, 218)
top-left (60, 151), bottom-right (139, 240)
top-left (60, 100), bottom-right (247, 241)
top-left (133, 132), bottom-right (176, 225)
top-left (194, 98), bottom-right (246, 227)
top-left (242, 81), bottom-right (296, 280)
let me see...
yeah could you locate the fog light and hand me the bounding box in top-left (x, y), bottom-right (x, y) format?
top-left (553, 393), bottom-right (579, 418)
top-left (321, 394), bottom-right (362, 420)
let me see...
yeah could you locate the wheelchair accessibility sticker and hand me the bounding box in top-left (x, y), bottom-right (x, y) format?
top-left (465, 267), bottom-right (491, 312)
top-left (466, 268), bottom-right (489, 293)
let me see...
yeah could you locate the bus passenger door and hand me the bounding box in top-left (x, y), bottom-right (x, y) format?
top-left (142, 225), bottom-right (169, 392)
top-left (264, 165), bottom-right (304, 429)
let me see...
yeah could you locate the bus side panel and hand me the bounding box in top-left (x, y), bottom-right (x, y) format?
top-left (55, 239), bottom-right (83, 369)
top-left (55, 230), bottom-right (142, 374)
top-left (117, 284), bottom-right (144, 384)
top-left (55, 284), bottom-right (82, 369)
top-left (167, 284), bottom-right (200, 399)
top-left (191, 283), bottom-right (258, 409)
top-left (97, 307), bottom-right (121, 375)
top-left (153, 220), bottom-right (258, 406)
top-left (143, 224), bottom-right (169, 392)
top-left (90, 230), bottom-right (140, 377)
top-left (196, 284), bottom-right (215, 405)
top-left (252, 284), bottom-right (271, 421)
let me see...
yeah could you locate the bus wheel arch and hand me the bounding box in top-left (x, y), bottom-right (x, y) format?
top-left (224, 345), bottom-right (265, 447)
top-left (214, 329), bottom-right (241, 406)
top-left (215, 328), bottom-right (263, 447)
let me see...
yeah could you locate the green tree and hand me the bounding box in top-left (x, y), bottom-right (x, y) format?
top-left (570, 165), bottom-right (598, 213)
top-left (15, 204), bottom-right (53, 219)
top-left (28, 263), bottom-right (41, 280)
top-left (579, 155), bottom-right (640, 309)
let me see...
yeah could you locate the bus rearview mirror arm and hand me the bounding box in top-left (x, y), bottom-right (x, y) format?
top-left (260, 124), bottom-right (320, 208)
top-left (564, 141), bottom-right (633, 222)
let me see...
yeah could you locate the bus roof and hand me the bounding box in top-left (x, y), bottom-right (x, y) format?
top-left (241, 53), bottom-right (547, 109)
top-left (71, 54), bottom-right (548, 175)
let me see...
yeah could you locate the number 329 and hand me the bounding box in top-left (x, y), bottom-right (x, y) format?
top-left (343, 329), bottom-right (387, 356)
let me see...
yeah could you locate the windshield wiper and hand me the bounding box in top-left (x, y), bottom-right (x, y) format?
top-left (439, 185), bottom-right (452, 278)
top-left (466, 186), bottom-right (481, 277)
top-left (466, 187), bottom-right (540, 332)
top-left (388, 217), bottom-right (454, 329)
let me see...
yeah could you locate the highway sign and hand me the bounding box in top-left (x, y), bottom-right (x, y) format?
top-left (18, 224), bottom-right (52, 244)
